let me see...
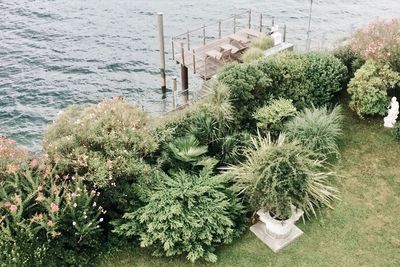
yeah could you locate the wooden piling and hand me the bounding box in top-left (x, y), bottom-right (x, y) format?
top-left (180, 42), bottom-right (185, 65)
top-left (218, 19), bottom-right (222, 39)
top-left (187, 30), bottom-right (190, 50)
top-left (248, 9), bottom-right (251, 29)
top-left (259, 13), bottom-right (263, 32)
top-left (157, 13), bottom-right (166, 90)
top-left (171, 38), bottom-right (175, 61)
top-left (172, 77), bottom-right (177, 109)
top-left (272, 16), bottom-right (275, 26)
top-left (233, 14), bottom-right (237, 33)
top-left (283, 24), bottom-right (287, 42)
top-left (202, 24), bottom-right (206, 45)
top-left (192, 49), bottom-right (196, 74)
top-left (181, 65), bottom-right (189, 105)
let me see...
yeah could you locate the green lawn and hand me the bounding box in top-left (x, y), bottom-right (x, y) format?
top-left (99, 105), bottom-right (400, 267)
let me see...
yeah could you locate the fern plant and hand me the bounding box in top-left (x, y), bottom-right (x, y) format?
top-left (112, 168), bottom-right (246, 263)
top-left (285, 105), bottom-right (343, 160)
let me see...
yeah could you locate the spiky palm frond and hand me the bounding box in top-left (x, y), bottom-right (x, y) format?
top-left (168, 135), bottom-right (208, 163)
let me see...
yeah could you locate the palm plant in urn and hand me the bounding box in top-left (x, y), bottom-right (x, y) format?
top-left (230, 133), bottom-right (339, 239)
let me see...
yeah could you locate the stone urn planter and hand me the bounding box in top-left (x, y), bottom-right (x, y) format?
top-left (250, 205), bottom-right (304, 253)
top-left (257, 205), bottom-right (304, 239)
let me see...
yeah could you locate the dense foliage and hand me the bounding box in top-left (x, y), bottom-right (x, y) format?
top-left (230, 134), bottom-right (339, 219)
top-left (285, 106), bottom-right (343, 160)
top-left (0, 137), bottom-right (29, 180)
top-left (113, 169), bottom-right (246, 263)
top-left (254, 98), bottom-right (297, 137)
top-left (392, 124), bottom-right (400, 141)
top-left (347, 60), bottom-right (400, 117)
top-left (351, 19), bottom-right (400, 71)
top-left (44, 98), bottom-right (157, 217)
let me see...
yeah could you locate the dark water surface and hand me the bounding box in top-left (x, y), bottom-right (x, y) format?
top-left (1, 0), bottom-right (399, 151)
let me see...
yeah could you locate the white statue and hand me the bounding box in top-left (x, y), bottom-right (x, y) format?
top-left (270, 25), bottom-right (282, 46)
top-left (384, 97), bottom-right (399, 128)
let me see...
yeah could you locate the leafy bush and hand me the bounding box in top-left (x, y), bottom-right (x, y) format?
top-left (254, 98), bottom-right (297, 136)
top-left (392, 124), bottom-right (400, 141)
top-left (218, 63), bottom-right (271, 127)
top-left (347, 60), bottom-right (400, 117)
top-left (351, 19), bottom-right (400, 71)
top-left (230, 134), bottom-right (339, 219)
top-left (304, 52), bottom-right (348, 105)
top-left (250, 36), bottom-right (274, 50)
top-left (333, 44), bottom-right (364, 83)
top-left (113, 168), bottom-right (246, 263)
top-left (0, 137), bottom-right (29, 180)
top-left (44, 97), bottom-right (158, 217)
top-left (242, 47), bottom-right (265, 63)
top-left (285, 105), bottom-right (343, 160)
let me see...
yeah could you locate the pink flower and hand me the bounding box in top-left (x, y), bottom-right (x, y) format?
top-left (92, 202), bottom-right (97, 207)
top-left (3, 201), bottom-right (11, 207)
top-left (30, 159), bottom-right (38, 168)
top-left (47, 220), bottom-right (54, 227)
top-left (9, 205), bottom-right (17, 213)
top-left (50, 202), bottom-right (59, 213)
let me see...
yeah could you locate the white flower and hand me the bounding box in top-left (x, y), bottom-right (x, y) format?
top-left (99, 218), bottom-right (104, 222)
top-left (72, 221), bottom-right (76, 226)
top-left (73, 203), bottom-right (77, 208)
top-left (92, 202), bottom-right (97, 207)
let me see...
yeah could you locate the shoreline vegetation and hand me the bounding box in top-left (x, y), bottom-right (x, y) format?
top-left (0, 18), bottom-right (399, 266)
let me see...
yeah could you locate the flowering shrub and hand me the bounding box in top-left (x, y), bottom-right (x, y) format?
top-left (348, 60), bottom-right (400, 117)
top-left (0, 166), bottom-right (102, 265)
top-left (0, 137), bottom-right (29, 180)
top-left (44, 97), bottom-right (158, 217)
top-left (351, 19), bottom-right (400, 71)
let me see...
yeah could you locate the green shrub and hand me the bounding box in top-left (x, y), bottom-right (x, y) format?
top-left (254, 98), bottom-right (297, 136)
top-left (242, 47), bottom-right (265, 63)
top-left (351, 19), bottom-right (400, 71)
top-left (304, 52), bottom-right (348, 105)
top-left (257, 53), bottom-right (312, 109)
top-left (347, 60), bottom-right (400, 117)
top-left (285, 105), bottom-right (343, 160)
top-left (333, 44), bottom-right (364, 83)
top-left (230, 134), bottom-right (339, 218)
top-left (392, 124), bottom-right (400, 141)
top-left (250, 36), bottom-right (274, 50)
top-left (44, 97), bottom-right (158, 217)
top-left (113, 168), bottom-right (246, 263)
top-left (218, 63), bottom-right (272, 127)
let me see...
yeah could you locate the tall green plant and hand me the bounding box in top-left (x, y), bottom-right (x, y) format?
top-left (230, 134), bottom-right (339, 218)
top-left (285, 105), bottom-right (343, 160)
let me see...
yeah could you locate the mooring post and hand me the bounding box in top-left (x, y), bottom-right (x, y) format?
top-left (187, 30), bottom-right (190, 50)
top-left (192, 49), bottom-right (196, 74)
top-left (202, 24), bottom-right (206, 45)
top-left (171, 38), bottom-right (175, 61)
top-left (172, 77), bottom-right (177, 109)
top-left (283, 24), bottom-right (287, 42)
top-left (181, 65), bottom-right (189, 105)
top-left (272, 16), bottom-right (275, 27)
top-left (248, 9), bottom-right (251, 29)
top-left (180, 42), bottom-right (185, 65)
top-left (157, 13), bottom-right (166, 91)
top-left (233, 14), bottom-right (237, 33)
top-left (259, 13), bottom-right (263, 32)
top-left (218, 19), bottom-right (222, 39)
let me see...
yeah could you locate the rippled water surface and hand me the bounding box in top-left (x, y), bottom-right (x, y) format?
top-left (1, 0), bottom-right (399, 151)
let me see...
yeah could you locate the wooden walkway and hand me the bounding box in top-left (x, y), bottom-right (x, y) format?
top-left (174, 29), bottom-right (267, 80)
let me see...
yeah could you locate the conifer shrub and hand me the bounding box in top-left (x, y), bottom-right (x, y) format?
top-left (113, 169), bottom-right (246, 263)
top-left (254, 98), bottom-right (297, 136)
top-left (347, 60), bottom-right (400, 117)
top-left (43, 97), bottom-right (158, 217)
top-left (285, 105), bottom-right (343, 160)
